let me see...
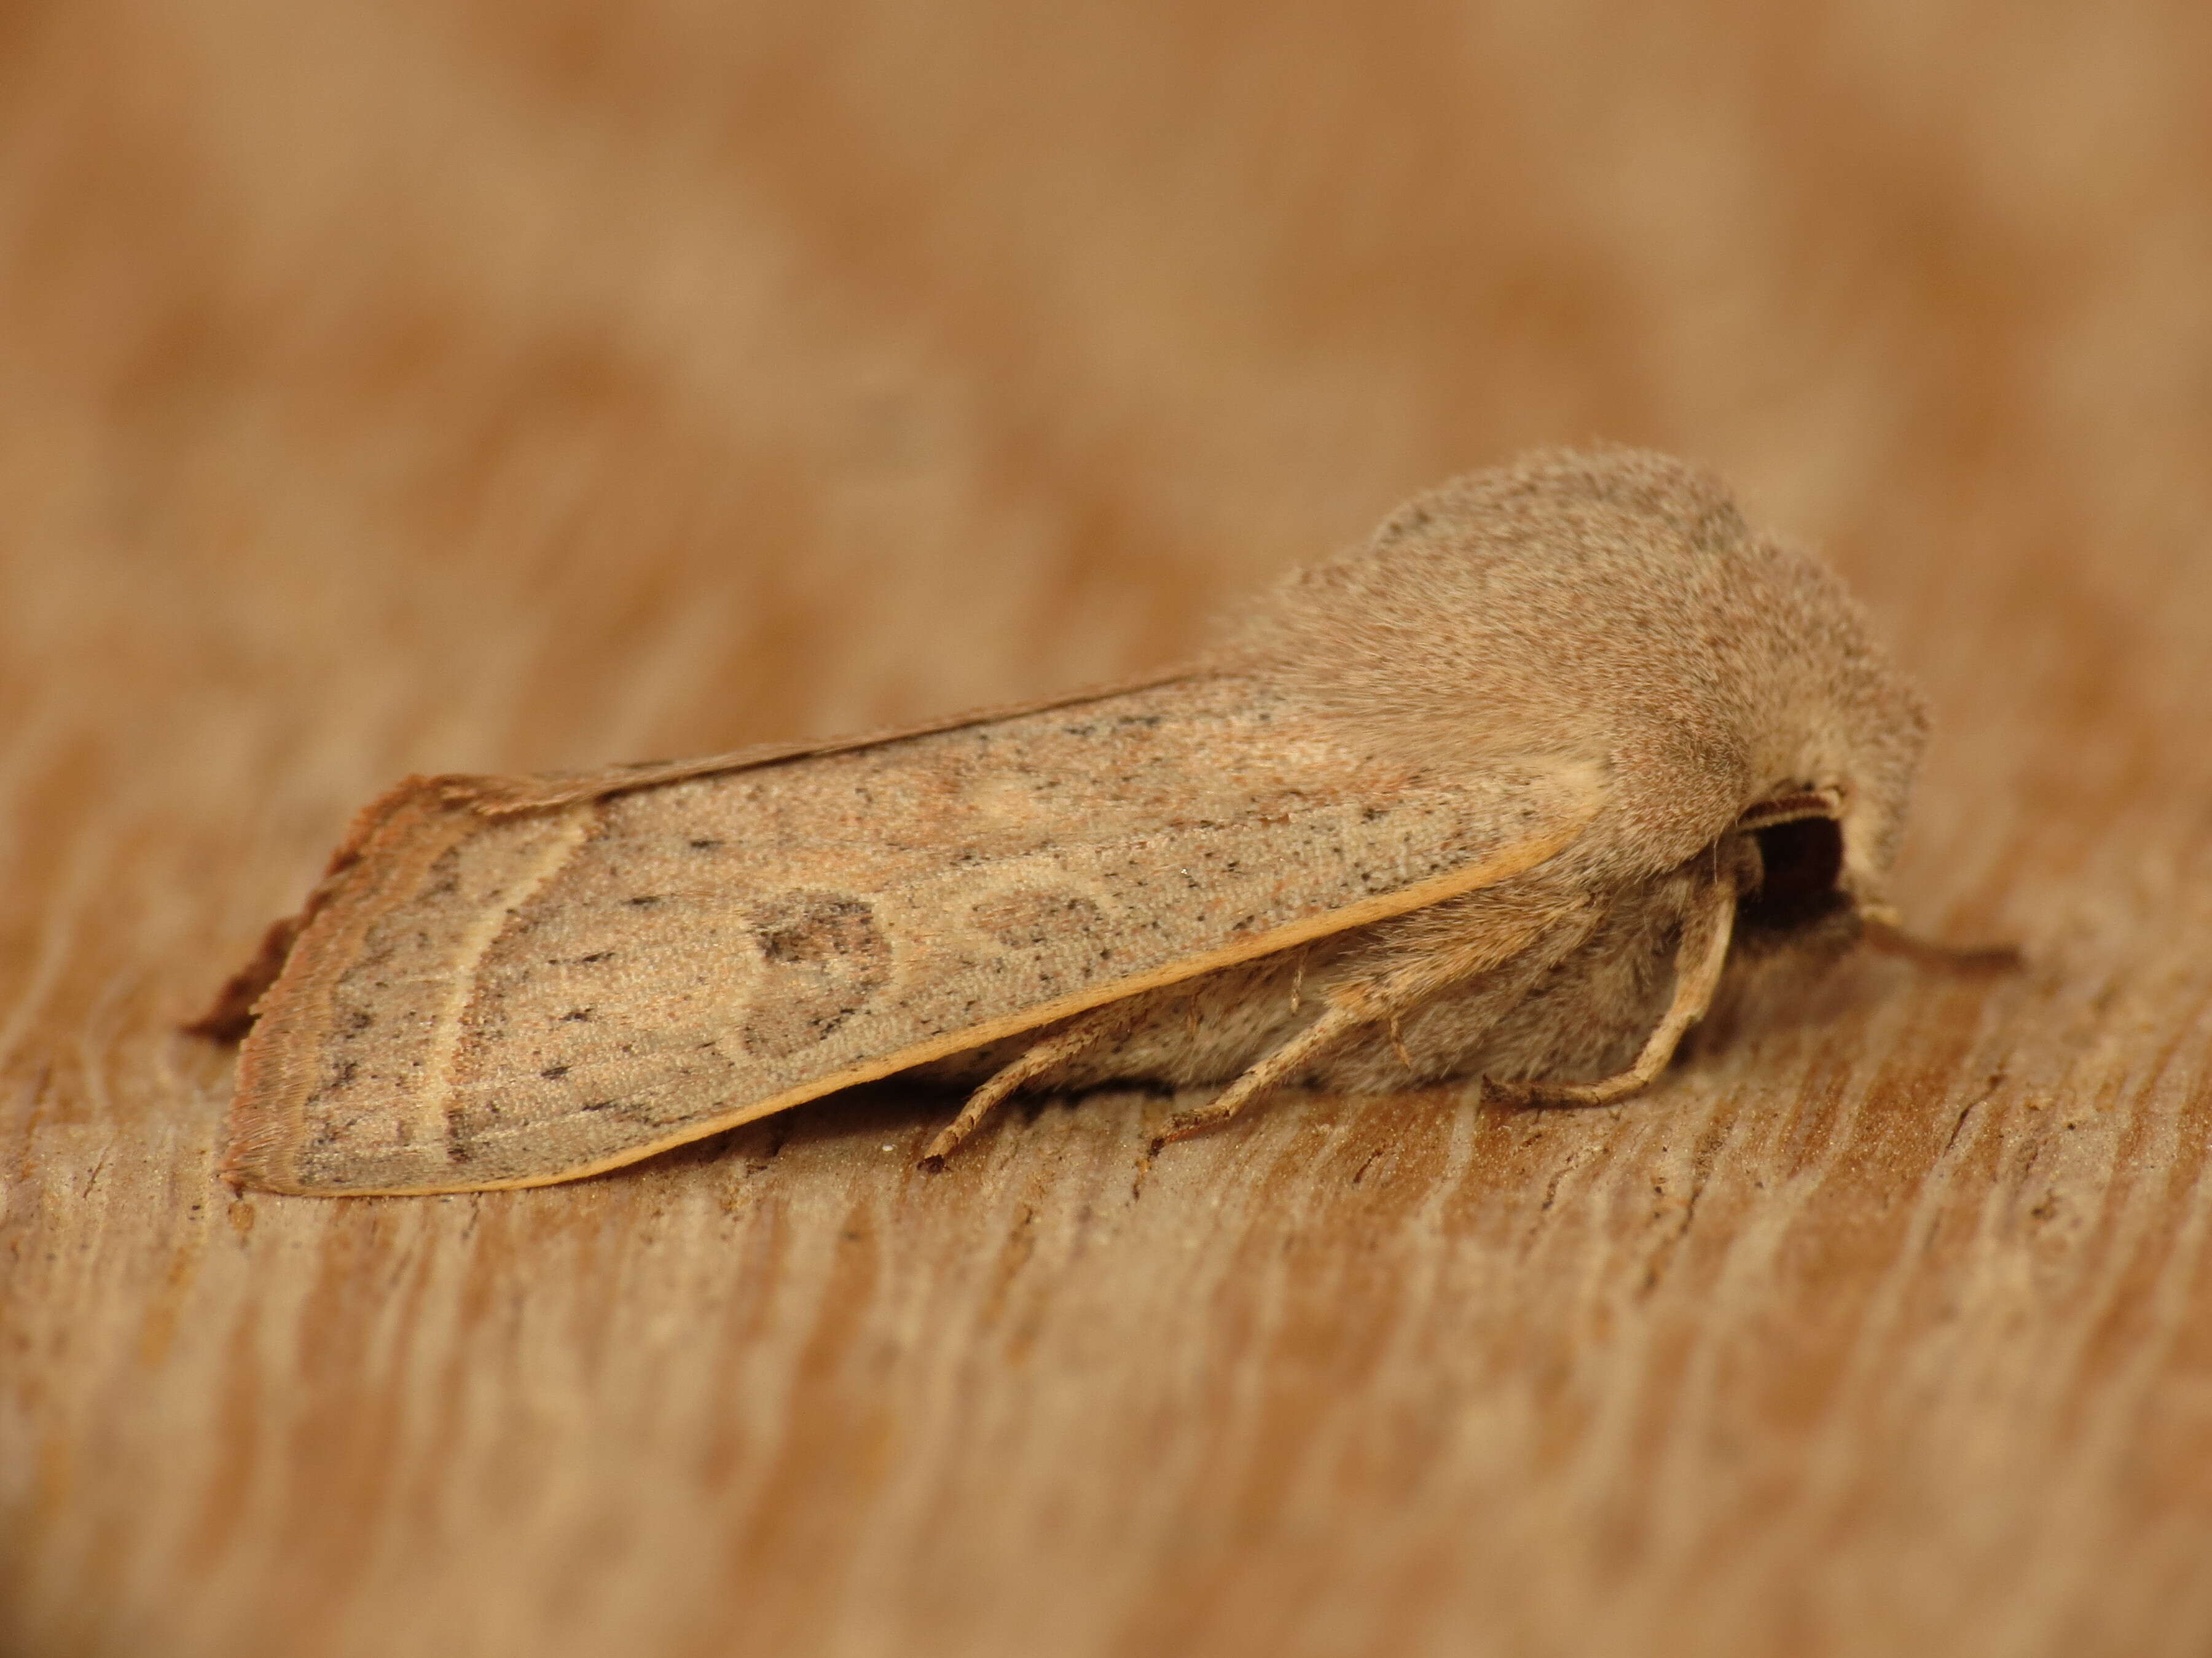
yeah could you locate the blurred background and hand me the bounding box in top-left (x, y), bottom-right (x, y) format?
top-left (4, 4), bottom-right (2211, 1653)
top-left (4, 1), bottom-right (2205, 797)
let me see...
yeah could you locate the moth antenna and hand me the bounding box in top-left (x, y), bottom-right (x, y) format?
top-left (922, 1004), bottom-right (1127, 1166)
top-left (1290, 951), bottom-right (1307, 1012)
top-left (1860, 915), bottom-right (2022, 975)
top-left (1389, 1014), bottom-right (1414, 1071)
top-left (1485, 873), bottom-right (1738, 1109)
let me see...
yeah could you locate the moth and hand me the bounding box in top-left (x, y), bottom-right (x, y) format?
top-left (197, 447), bottom-right (2004, 1196)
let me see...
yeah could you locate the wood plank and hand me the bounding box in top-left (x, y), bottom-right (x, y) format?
top-left (4, 4), bottom-right (2210, 1654)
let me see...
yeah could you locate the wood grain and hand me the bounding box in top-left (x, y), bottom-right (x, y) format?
top-left (4, 3), bottom-right (2210, 1654)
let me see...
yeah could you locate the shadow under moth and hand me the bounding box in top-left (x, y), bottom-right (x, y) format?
top-left (195, 447), bottom-right (2009, 1195)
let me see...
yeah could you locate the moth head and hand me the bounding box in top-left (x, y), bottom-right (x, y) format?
top-left (1733, 555), bottom-right (1931, 932)
top-left (1728, 617), bottom-right (1926, 962)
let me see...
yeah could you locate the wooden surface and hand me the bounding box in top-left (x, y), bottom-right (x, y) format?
top-left (4, 4), bottom-right (2210, 1654)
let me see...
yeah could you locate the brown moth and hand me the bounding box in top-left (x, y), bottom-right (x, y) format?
top-left (197, 448), bottom-right (1999, 1197)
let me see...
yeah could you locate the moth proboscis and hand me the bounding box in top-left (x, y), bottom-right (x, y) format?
top-left (193, 447), bottom-right (2012, 1196)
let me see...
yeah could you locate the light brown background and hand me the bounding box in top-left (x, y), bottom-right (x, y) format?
top-left (4, 4), bottom-right (2210, 1656)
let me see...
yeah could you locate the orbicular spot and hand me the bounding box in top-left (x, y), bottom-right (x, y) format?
top-left (740, 890), bottom-right (891, 1059)
top-left (967, 887), bottom-right (1105, 950)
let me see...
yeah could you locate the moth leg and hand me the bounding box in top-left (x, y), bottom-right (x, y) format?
top-left (921, 1002), bottom-right (1130, 1165)
top-left (1150, 991), bottom-right (1388, 1150)
top-left (1153, 903), bottom-right (1577, 1149)
top-left (1484, 872), bottom-right (1739, 1109)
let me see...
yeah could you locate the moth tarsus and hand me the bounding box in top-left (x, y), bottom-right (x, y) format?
top-left (1477, 1076), bottom-right (1542, 1111)
top-left (200, 447), bottom-right (1995, 1196)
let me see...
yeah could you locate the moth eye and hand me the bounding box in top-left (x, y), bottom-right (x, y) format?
top-left (1737, 815), bottom-right (1848, 937)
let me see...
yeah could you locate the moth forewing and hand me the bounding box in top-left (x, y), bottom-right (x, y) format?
top-left (222, 674), bottom-right (1603, 1195)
